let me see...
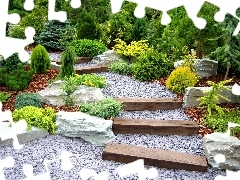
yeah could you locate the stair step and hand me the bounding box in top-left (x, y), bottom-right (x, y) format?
top-left (114, 98), bottom-right (182, 110)
top-left (112, 118), bottom-right (199, 136)
top-left (75, 65), bottom-right (109, 74)
top-left (102, 143), bottom-right (208, 172)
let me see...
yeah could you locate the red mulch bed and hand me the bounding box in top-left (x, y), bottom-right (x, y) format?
top-left (1, 68), bottom-right (240, 138)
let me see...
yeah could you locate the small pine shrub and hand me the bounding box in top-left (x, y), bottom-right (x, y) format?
top-left (59, 46), bottom-right (77, 78)
top-left (79, 97), bottom-right (123, 119)
top-left (2, 53), bottom-right (25, 72)
top-left (132, 49), bottom-right (174, 82)
top-left (13, 106), bottom-right (56, 134)
top-left (30, 44), bottom-right (51, 74)
top-left (69, 39), bottom-right (107, 57)
top-left (0, 92), bottom-right (12, 103)
top-left (166, 66), bottom-right (198, 94)
top-left (14, 93), bottom-right (42, 110)
top-left (109, 59), bottom-right (132, 75)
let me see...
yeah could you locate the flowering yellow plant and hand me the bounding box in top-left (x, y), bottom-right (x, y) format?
top-left (113, 38), bottom-right (150, 62)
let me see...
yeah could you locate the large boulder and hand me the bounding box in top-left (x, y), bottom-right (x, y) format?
top-left (183, 86), bottom-right (240, 108)
top-left (37, 80), bottom-right (105, 106)
top-left (203, 132), bottom-right (240, 170)
top-left (55, 111), bottom-right (116, 146)
top-left (174, 58), bottom-right (218, 77)
top-left (92, 50), bottom-right (120, 65)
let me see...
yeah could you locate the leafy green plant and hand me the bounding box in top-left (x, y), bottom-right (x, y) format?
top-left (59, 46), bottom-right (77, 78)
top-left (30, 44), bottom-right (51, 74)
top-left (8, 25), bottom-right (26, 39)
top-left (79, 97), bottom-right (123, 119)
top-left (14, 93), bottom-right (42, 109)
top-left (12, 106), bottom-right (56, 134)
top-left (59, 24), bottom-right (77, 49)
top-left (60, 76), bottom-right (79, 108)
top-left (0, 92), bottom-right (12, 103)
top-left (69, 39), bottom-right (107, 57)
top-left (166, 66), bottom-right (199, 94)
top-left (197, 79), bottom-right (232, 116)
top-left (108, 59), bottom-right (132, 75)
top-left (132, 49), bottom-right (174, 82)
top-left (75, 73), bottom-right (107, 88)
top-left (2, 53), bottom-right (26, 72)
top-left (202, 109), bottom-right (240, 136)
top-left (0, 63), bottom-right (34, 91)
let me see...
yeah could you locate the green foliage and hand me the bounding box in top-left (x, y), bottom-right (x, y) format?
top-left (197, 79), bottom-right (232, 116)
top-left (75, 73), bottom-right (107, 88)
top-left (12, 106), bottom-right (56, 134)
top-left (30, 44), bottom-right (51, 74)
top-left (132, 49), bottom-right (174, 82)
top-left (202, 109), bottom-right (240, 136)
top-left (76, 9), bottom-right (99, 40)
top-left (0, 92), bottom-right (12, 103)
top-left (59, 24), bottom-right (77, 49)
top-left (14, 93), bottom-right (42, 110)
top-left (181, 50), bottom-right (197, 72)
top-left (166, 66), bottom-right (199, 94)
top-left (2, 53), bottom-right (25, 72)
top-left (109, 59), bottom-right (132, 75)
top-left (132, 18), bottom-right (148, 41)
top-left (8, 25), bottom-right (26, 39)
top-left (60, 76), bottom-right (79, 108)
top-left (59, 46), bottom-right (77, 78)
top-left (0, 63), bottom-right (34, 91)
top-left (69, 39), bottom-right (107, 57)
top-left (36, 20), bottom-right (72, 51)
top-left (79, 97), bottom-right (123, 119)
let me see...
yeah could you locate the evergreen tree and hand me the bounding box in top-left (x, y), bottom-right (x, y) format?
top-left (132, 18), bottom-right (148, 41)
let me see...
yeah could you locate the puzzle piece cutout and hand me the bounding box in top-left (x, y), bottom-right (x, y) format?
top-left (232, 83), bottom-right (240, 96)
top-left (111, 0), bottom-right (240, 35)
top-left (0, 102), bottom-right (28, 150)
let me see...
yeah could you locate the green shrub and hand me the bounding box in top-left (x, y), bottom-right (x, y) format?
top-left (2, 53), bottom-right (25, 72)
top-left (0, 92), bottom-right (12, 103)
top-left (15, 93), bottom-right (42, 109)
top-left (202, 109), bottom-right (240, 136)
top-left (75, 73), bottom-right (107, 88)
top-left (35, 20), bottom-right (73, 51)
top-left (8, 25), bottom-right (26, 39)
top-left (69, 39), bottom-right (107, 57)
top-left (30, 44), bottom-right (51, 74)
top-left (59, 46), bottom-right (77, 78)
top-left (12, 106), bottom-right (56, 134)
top-left (132, 49), bottom-right (174, 81)
top-left (79, 97), bottom-right (123, 119)
top-left (0, 63), bottom-right (34, 91)
top-left (109, 59), bottom-right (132, 75)
top-left (166, 66), bottom-right (198, 94)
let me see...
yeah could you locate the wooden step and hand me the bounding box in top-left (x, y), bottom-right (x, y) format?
top-left (112, 118), bottom-right (199, 136)
top-left (75, 65), bottom-right (109, 74)
top-left (114, 98), bottom-right (182, 111)
top-left (102, 143), bottom-right (208, 172)
top-left (53, 57), bottom-right (93, 65)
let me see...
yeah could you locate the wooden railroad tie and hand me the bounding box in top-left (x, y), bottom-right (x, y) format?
top-left (114, 98), bottom-right (182, 111)
top-left (112, 118), bottom-right (199, 136)
top-left (75, 65), bottom-right (109, 74)
top-left (102, 143), bottom-right (208, 172)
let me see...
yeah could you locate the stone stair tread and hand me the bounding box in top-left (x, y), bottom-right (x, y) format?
top-left (102, 142), bottom-right (208, 172)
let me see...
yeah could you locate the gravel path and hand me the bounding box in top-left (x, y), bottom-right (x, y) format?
top-left (0, 54), bottom-right (226, 180)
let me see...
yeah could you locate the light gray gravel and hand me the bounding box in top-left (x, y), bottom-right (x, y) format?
top-left (0, 54), bottom-right (227, 180)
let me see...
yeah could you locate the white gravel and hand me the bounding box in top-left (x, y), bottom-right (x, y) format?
top-left (0, 54), bottom-right (226, 180)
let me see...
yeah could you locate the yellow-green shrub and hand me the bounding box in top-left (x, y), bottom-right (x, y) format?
top-left (113, 38), bottom-right (150, 62)
top-left (166, 66), bottom-right (199, 94)
top-left (12, 106), bottom-right (56, 134)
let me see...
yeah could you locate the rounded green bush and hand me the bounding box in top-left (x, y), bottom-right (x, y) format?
top-left (14, 92), bottom-right (42, 110)
top-left (30, 44), bottom-right (51, 74)
top-left (109, 59), bottom-right (132, 75)
top-left (2, 53), bottom-right (25, 72)
top-left (8, 25), bottom-right (26, 39)
top-left (69, 39), bottom-right (107, 57)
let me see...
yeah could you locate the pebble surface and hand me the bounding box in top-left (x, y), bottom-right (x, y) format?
top-left (0, 53), bottom-right (226, 180)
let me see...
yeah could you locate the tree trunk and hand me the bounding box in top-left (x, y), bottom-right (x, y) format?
top-left (224, 63), bottom-right (231, 80)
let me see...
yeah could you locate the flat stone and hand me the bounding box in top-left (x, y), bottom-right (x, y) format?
top-left (37, 80), bottom-right (104, 106)
top-left (55, 111), bottom-right (116, 146)
top-left (92, 50), bottom-right (120, 65)
top-left (0, 122), bottom-right (49, 146)
top-left (183, 86), bottom-right (240, 108)
top-left (203, 132), bottom-right (240, 170)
